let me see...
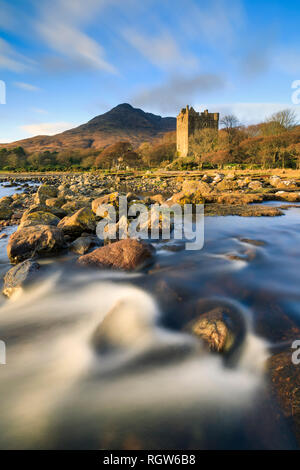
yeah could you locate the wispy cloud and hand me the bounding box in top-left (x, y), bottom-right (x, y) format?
top-left (0, 38), bottom-right (34, 72)
top-left (35, 0), bottom-right (116, 73)
top-left (14, 82), bottom-right (41, 92)
top-left (123, 30), bottom-right (197, 70)
top-left (133, 74), bottom-right (226, 114)
top-left (20, 122), bottom-right (76, 136)
top-left (0, 1), bottom-right (17, 32)
top-left (178, 0), bottom-right (244, 47)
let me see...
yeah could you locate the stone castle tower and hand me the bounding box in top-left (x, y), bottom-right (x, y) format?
top-left (176, 105), bottom-right (219, 157)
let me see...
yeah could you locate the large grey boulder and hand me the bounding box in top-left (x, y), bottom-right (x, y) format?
top-left (3, 259), bottom-right (40, 298)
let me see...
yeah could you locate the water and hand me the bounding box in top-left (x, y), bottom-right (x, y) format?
top-left (0, 182), bottom-right (299, 449)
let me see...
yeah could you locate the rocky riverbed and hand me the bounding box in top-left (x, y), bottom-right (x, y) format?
top-left (0, 171), bottom-right (300, 449)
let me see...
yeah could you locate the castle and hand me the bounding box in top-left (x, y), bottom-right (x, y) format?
top-left (176, 105), bottom-right (219, 157)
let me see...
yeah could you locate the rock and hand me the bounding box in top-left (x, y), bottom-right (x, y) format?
top-left (181, 179), bottom-right (212, 196)
top-left (248, 180), bottom-right (263, 191)
top-left (239, 238), bottom-right (266, 246)
top-left (212, 173), bottom-right (225, 183)
top-left (183, 299), bottom-right (247, 359)
top-left (19, 211), bottom-right (60, 229)
top-left (216, 179), bottom-right (239, 191)
top-left (210, 192), bottom-right (263, 205)
top-left (24, 203), bottom-right (66, 220)
top-left (146, 194), bottom-right (165, 205)
top-left (70, 235), bottom-right (100, 255)
top-left (77, 238), bottom-right (155, 271)
top-left (7, 225), bottom-right (65, 263)
top-left (45, 197), bottom-right (65, 209)
top-left (201, 174), bottom-right (213, 183)
top-left (58, 207), bottom-right (96, 237)
top-left (34, 184), bottom-right (58, 204)
top-left (237, 177), bottom-right (251, 188)
top-left (0, 196), bottom-right (13, 220)
top-left (167, 190), bottom-right (204, 206)
top-left (60, 200), bottom-right (88, 214)
top-left (3, 259), bottom-right (40, 297)
top-left (270, 177), bottom-right (298, 190)
top-left (225, 253), bottom-right (249, 262)
top-left (279, 180), bottom-right (298, 190)
top-left (92, 192), bottom-right (119, 214)
top-left (275, 191), bottom-right (300, 202)
top-left (268, 350), bottom-right (300, 446)
top-left (186, 311), bottom-right (231, 352)
top-left (204, 203), bottom-right (283, 217)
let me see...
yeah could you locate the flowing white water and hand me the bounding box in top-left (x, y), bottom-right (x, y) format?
top-left (0, 269), bottom-right (268, 449)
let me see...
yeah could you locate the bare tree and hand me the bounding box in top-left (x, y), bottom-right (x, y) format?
top-left (220, 114), bottom-right (239, 130)
top-left (266, 109), bottom-right (298, 130)
top-left (220, 114), bottom-right (240, 144)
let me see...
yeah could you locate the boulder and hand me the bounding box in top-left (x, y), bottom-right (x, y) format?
top-left (275, 191), bottom-right (300, 202)
top-left (19, 211), bottom-right (60, 229)
top-left (58, 207), bottom-right (96, 237)
top-left (0, 196), bottom-right (13, 220)
top-left (45, 197), bottom-right (65, 209)
top-left (70, 235), bottom-right (100, 255)
top-left (212, 173), bottom-right (225, 183)
top-left (216, 179), bottom-right (239, 191)
top-left (60, 200), bottom-right (88, 214)
top-left (7, 225), bottom-right (65, 263)
top-left (77, 238), bottom-right (155, 271)
top-left (185, 308), bottom-right (233, 352)
top-left (91, 192), bottom-right (119, 214)
top-left (34, 184), bottom-right (58, 204)
top-left (248, 180), bottom-right (263, 191)
top-left (3, 259), bottom-right (40, 297)
top-left (183, 299), bottom-right (247, 359)
top-left (146, 194), bottom-right (165, 205)
top-left (211, 192), bottom-right (263, 205)
top-left (181, 179), bottom-right (212, 196)
top-left (167, 190), bottom-right (204, 206)
top-left (201, 174), bottom-right (213, 183)
top-left (276, 180), bottom-right (298, 190)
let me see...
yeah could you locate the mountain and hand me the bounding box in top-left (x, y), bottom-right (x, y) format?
top-left (1, 104), bottom-right (176, 153)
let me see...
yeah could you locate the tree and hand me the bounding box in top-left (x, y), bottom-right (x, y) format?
top-left (220, 114), bottom-right (239, 130)
top-left (142, 142), bottom-right (176, 167)
top-left (188, 128), bottom-right (218, 165)
top-left (95, 141), bottom-right (133, 168)
top-left (266, 109), bottom-right (298, 131)
top-left (220, 114), bottom-right (240, 144)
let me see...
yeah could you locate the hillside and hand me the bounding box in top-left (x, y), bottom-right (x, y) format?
top-left (0, 104), bottom-right (176, 152)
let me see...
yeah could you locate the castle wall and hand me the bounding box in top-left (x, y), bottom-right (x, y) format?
top-left (176, 106), bottom-right (219, 157)
top-left (176, 107), bottom-right (189, 157)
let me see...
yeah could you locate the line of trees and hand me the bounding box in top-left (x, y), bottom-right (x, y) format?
top-left (0, 109), bottom-right (299, 171)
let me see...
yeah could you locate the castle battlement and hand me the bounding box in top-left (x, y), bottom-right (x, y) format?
top-left (176, 105), bottom-right (219, 157)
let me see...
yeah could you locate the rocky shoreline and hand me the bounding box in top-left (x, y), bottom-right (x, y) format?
top-left (1, 170), bottom-right (299, 293)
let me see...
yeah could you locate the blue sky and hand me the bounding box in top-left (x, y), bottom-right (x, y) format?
top-left (0, 0), bottom-right (300, 142)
